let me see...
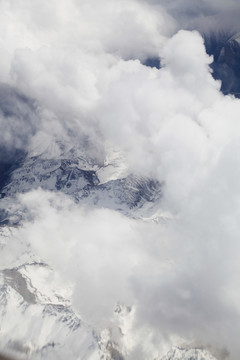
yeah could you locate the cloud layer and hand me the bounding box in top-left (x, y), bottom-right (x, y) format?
top-left (1, 1), bottom-right (240, 359)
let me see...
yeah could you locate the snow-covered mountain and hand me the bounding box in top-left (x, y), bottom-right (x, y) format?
top-left (160, 347), bottom-right (218, 360)
top-left (0, 138), bottom-right (218, 360)
top-left (0, 139), bottom-right (163, 359)
top-left (2, 23), bottom-right (240, 360)
top-left (0, 255), bottom-right (123, 360)
top-left (204, 31), bottom-right (240, 97)
top-left (0, 133), bottom-right (163, 228)
top-left (0, 234), bottom-right (218, 360)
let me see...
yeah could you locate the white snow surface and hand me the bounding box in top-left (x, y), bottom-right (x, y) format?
top-left (160, 347), bottom-right (218, 360)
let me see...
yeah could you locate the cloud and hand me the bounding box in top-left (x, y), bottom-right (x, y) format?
top-left (1, 1), bottom-right (240, 360)
top-left (0, 0), bottom-right (239, 161)
top-left (8, 189), bottom-right (178, 358)
top-left (12, 139), bottom-right (240, 359)
top-left (138, 0), bottom-right (240, 39)
top-left (0, 0), bottom-right (176, 163)
top-left (92, 30), bottom-right (221, 211)
top-left (0, 84), bottom-right (39, 154)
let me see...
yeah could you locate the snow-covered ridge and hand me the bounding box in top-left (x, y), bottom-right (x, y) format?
top-left (0, 141), bottom-right (162, 224)
top-left (0, 142), bottom-right (164, 359)
top-left (0, 256), bottom-right (218, 360)
top-left (0, 259), bottom-right (118, 360)
top-left (160, 347), bottom-right (218, 360)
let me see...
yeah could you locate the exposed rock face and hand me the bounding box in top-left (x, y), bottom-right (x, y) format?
top-left (205, 32), bottom-right (240, 97)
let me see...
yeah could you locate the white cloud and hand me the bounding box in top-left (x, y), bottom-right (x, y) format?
top-left (0, 0), bottom-right (175, 158)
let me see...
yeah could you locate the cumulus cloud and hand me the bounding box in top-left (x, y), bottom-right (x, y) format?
top-left (0, 0), bottom-right (176, 162)
top-left (93, 30), bottom-right (221, 211)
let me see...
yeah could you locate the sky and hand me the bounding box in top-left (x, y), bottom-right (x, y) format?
top-left (1, 1), bottom-right (240, 359)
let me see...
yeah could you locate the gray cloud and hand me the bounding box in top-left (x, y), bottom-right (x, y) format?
top-left (143, 0), bottom-right (240, 34)
top-left (0, 84), bottom-right (39, 154)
